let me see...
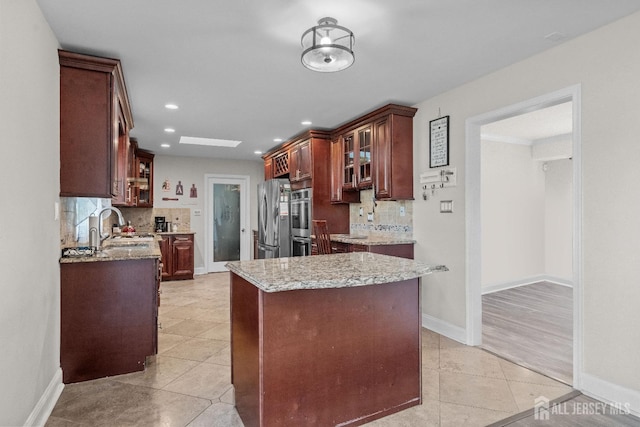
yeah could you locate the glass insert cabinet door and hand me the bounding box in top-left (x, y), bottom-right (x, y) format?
top-left (212, 183), bottom-right (241, 264)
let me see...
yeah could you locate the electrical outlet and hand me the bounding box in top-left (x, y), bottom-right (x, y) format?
top-left (193, 209), bottom-right (202, 216)
top-left (367, 212), bottom-right (374, 222)
top-left (359, 207), bottom-right (363, 217)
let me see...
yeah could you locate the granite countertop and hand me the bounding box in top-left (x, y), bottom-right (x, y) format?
top-left (226, 252), bottom-right (447, 293)
top-left (156, 231), bottom-right (196, 235)
top-left (60, 236), bottom-right (162, 263)
top-left (329, 233), bottom-right (416, 245)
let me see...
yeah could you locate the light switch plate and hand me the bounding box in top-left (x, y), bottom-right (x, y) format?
top-left (367, 212), bottom-right (374, 222)
top-left (440, 200), bottom-right (453, 213)
top-left (193, 209), bottom-right (202, 216)
top-left (400, 206), bottom-right (405, 217)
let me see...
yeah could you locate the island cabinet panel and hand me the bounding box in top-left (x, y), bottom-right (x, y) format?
top-left (60, 259), bottom-right (158, 384)
top-left (231, 273), bottom-right (421, 426)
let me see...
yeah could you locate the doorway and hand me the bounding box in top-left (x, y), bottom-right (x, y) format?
top-left (205, 174), bottom-right (250, 272)
top-left (465, 85), bottom-right (582, 387)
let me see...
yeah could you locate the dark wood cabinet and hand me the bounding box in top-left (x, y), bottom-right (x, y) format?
top-left (59, 50), bottom-right (133, 198)
top-left (289, 139), bottom-right (312, 182)
top-left (263, 130), bottom-right (350, 234)
top-left (264, 157), bottom-right (273, 180)
top-left (159, 234), bottom-right (195, 281)
top-left (330, 138), bottom-right (361, 204)
top-left (372, 111), bottom-right (416, 200)
top-left (341, 125), bottom-right (372, 191)
top-left (312, 238), bottom-right (414, 259)
top-left (60, 259), bottom-right (158, 383)
top-left (334, 104), bottom-right (417, 201)
top-left (134, 149), bottom-right (154, 207)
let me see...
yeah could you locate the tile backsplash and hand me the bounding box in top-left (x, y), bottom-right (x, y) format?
top-left (349, 189), bottom-right (413, 237)
top-left (60, 197), bottom-right (192, 247)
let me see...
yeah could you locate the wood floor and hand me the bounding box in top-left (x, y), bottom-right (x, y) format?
top-left (482, 281), bottom-right (573, 384)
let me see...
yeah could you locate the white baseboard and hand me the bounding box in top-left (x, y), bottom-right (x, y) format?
top-left (194, 267), bottom-right (207, 276)
top-left (482, 275), bottom-right (573, 295)
top-left (24, 368), bottom-right (64, 427)
top-left (421, 313), bottom-right (467, 345)
top-left (581, 373), bottom-right (640, 418)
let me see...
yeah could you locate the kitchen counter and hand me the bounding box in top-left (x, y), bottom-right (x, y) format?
top-left (329, 233), bottom-right (416, 245)
top-left (225, 252), bottom-right (446, 293)
top-left (59, 236), bottom-right (162, 263)
top-left (228, 253), bottom-right (447, 426)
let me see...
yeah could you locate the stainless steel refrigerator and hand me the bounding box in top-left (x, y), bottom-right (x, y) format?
top-left (257, 179), bottom-right (291, 259)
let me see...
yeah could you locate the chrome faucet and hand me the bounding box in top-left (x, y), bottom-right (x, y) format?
top-left (97, 206), bottom-right (126, 241)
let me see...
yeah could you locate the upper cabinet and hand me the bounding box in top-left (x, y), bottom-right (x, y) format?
top-left (289, 139), bottom-right (312, 182)
top-left (334, 104), bottom-right (417, 201)
top-left (134, 149), bottom-right (154, 207)
top-left (59, 50), bottom-right (133, 198)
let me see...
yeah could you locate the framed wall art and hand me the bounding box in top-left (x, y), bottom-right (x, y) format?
top-left (429, 115), bottom-right (449, 168)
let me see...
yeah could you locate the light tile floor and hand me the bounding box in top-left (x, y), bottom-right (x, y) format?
top-left (46, 272), bottom-right (574, 427)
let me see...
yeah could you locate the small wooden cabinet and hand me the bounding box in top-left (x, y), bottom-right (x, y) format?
top-left (159, 234), bottom-right (195, 281)
top-left (134, 149), bottom-right (154, 207)
top-left (59, 50), bottom-right (133, 198)
top-left (289, 139), bottom-right (312, 182)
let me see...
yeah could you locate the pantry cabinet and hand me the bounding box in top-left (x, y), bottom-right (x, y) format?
top-left (59, 50), bottom-right (133, 198)
top-left (159, 234), bottom-right (195, 281)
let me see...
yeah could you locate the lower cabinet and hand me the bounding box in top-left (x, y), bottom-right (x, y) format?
top-left (312, 239), bottom-right (414, 259)
top-left (160, 233), bottom-right (195, 281)
top-left (60, 259), bottom-right (158, 383)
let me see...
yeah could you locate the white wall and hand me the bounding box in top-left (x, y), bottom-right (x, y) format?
top-left (481, 140), bottom-right (546, 287)
top-left (413, 10), bottom-right (640, 400)
top-left (153, 155), bottom-right (263, 271)
top-left (0, 1), bottom-right (62, 425)
top-left (545, 159), bottom-right (573, 280)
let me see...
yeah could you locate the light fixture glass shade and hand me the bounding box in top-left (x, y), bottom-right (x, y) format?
top-left (301, 17), bottom-right (355, 72)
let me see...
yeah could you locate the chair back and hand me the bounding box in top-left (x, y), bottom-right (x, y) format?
top-left (313, 220), bottom-right (332, 255)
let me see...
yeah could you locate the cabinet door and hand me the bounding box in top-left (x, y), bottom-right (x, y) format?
top-left (172, 236), bottom-right (194, 279)
top-left (264, 157), bottom-right (273, 180)
top-left (159, 236), bottom-right (171, 280)
top-left (373, 117), bottom-right (392, 199)
top-left (290, 139), bottom-right (312, 182)
top-left (59, 65), bottom-right (113, 197)
top-left (135, 150), bottom-right (154, 207)
top-left (330, 138), bottom-right (343, 202)
top-left (342, 132), bottom-right (357, 190)
top-left (356, 125), bottom-right (372, 189)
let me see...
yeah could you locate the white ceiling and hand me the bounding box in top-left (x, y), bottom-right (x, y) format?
top-left (36, 1), bottom-right (640, 161)
top-left (482, 102), bottom-right (573, 143)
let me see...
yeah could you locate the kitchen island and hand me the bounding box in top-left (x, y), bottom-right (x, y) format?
top-left (226, 253), bottom-right (447, 426)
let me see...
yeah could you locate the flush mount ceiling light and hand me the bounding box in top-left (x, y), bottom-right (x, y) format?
top-left (301, 17), bottom-right (354, 72)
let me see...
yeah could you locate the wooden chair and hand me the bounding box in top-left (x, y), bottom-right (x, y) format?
top-left (312, 220), bottom-right (332, 255)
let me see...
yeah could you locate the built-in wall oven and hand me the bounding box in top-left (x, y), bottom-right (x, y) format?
top-left (290, 188), bottom-right (311, 256)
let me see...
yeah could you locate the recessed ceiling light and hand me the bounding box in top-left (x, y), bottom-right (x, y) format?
top-left (301, 120), bottom-right (312, 126)
top-left (160, 143), bottom-right (171, 148)
top-left (164, 104), bottom-right (179, 110)
top-left (273, 138), bottom-right (283, 143)
top-left (179, 136), bottom-right (242, 148)
top-left (254, 150), bottom-right (263, 155)
top-left (164, 128), bottom-right (175, 133)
